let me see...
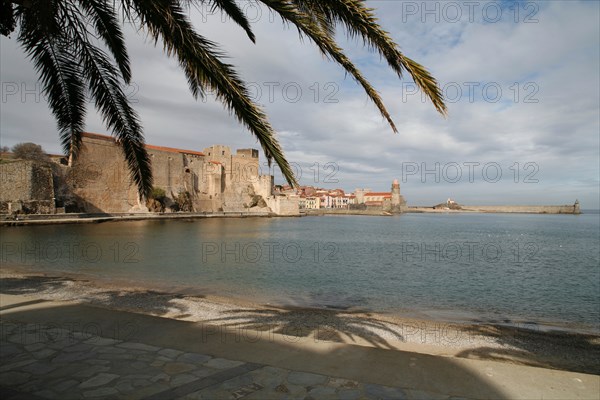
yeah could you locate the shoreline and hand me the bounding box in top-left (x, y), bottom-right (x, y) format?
top-left (0, 211), bottom-right (284, 226)
top-left (0, 206), bottom-right (589, 226)
top-left (1, 268), bottom-right (599, 375)
top-left (3, 265), bottom-right (596, 336)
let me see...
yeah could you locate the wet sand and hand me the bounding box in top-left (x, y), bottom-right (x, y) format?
top-left (1, 268), bottom-right (599, 375)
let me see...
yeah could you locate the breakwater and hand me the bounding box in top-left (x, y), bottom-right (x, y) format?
top-left (454, 204), bottom-right (580, 214)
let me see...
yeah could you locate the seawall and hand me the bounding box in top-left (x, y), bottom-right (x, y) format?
top-left (407, 205), bottom-right (581, 214)
top-left (460, 205), bottom-right (580, 214)
top-left (0, 211), bottom-right (298, 226)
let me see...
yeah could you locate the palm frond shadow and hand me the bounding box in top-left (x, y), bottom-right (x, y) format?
top-left (456, 322), bottom-right (600, 375)
top-left (204, 307), bottom-right (404, 350)
top-left (1, 276), bottom-right (68, 295)
top-left (0, 276), bottom-right (194, 319)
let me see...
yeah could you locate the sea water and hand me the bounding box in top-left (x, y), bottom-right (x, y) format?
top-left (2, 212), bottom-right (599, 332)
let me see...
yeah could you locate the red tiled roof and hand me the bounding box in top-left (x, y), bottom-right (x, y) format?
top-left (82, 132), bottom-right (205, 156)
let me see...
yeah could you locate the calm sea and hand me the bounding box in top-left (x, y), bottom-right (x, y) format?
top-left (2, 212), bottom-right (599, 332)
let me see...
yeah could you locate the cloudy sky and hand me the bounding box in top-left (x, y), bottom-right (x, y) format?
top-left (1, 1), bottom-right (598, 208)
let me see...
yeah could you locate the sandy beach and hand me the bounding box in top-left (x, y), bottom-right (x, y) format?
top-left (1, 267), bottom-right (598, 376)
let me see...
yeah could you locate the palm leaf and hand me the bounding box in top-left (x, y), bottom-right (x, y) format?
top-left (292, 0), bottom-right (447, 115)
top-left (131, 0), bottom-right (297, 186)
top-left (261, 0), bottom-right (398, 132)
top-left (78, 0), bottom-right (132, 83)
top-left (400, 55), bottom-right (446, 116)
top-left (195, 0), bottom-right (256, 43)
top-left (60, 1), bottom-right (152, 197)
top-left (16, 3), bottom-right (87, 159)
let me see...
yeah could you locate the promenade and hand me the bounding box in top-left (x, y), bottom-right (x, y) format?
top-left (1, 294), bottom-right (598, 399)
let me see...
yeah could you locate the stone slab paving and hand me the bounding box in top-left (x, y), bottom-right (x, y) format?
top-left (0, 321), bottom-right (468, 399)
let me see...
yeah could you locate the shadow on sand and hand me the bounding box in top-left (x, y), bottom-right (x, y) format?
top-left (204, 307), bottom-right (404, 350)
top-left (0, 300), bottom-right (512, 399)
top-left (0, 275), bottom-right (198, 320)
top-left (2, 275), bottom-right (599, 375)
top-left (456, 322), bottom-right (600, 375)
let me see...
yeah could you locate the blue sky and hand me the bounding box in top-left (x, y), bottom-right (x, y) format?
top-left (1, 1), bottom-right (598, 208)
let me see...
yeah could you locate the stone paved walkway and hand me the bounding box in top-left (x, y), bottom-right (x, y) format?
top-left (0, 321), bottom-right (454, 400)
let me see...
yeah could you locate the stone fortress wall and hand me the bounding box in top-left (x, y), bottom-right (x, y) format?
top-left (68, 133), bottom-right (139, 212)
top-left (0, 160), bottom-right (55, 214)
top-left (68, 133), bottom-right (298, 215)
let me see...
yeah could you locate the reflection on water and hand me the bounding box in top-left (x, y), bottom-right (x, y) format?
top-left (1, 213), bottom-right (599, 331)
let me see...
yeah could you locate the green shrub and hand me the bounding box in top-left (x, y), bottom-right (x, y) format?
top-left (150, 187), bottom-right (166, 202)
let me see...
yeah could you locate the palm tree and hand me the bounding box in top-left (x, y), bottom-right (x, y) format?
top-left (0, 0), bottom-right (447, 198)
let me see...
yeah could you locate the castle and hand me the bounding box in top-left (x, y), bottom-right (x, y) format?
top-left (0, 132), bottom-right (299, 216)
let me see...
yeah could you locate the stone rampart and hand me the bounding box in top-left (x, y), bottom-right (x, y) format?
top-left (0, 160), bottom-right (54, 202)
top-left (267, 195), bottom-right (300, 216)
top-left (0, 160), bottom-right (55, 214)
top-left (1, 133), bottom-right (299, 216)
top-left (65, 133), bottom-right (297, 215)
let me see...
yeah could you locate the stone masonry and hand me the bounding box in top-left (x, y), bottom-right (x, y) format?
top-left (0, 160), bottom-right (55, 214)
top-left (68, 133), bottom-right (298, 215)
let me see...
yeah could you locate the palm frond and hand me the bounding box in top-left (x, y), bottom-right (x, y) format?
top-left (16, 3), bottom-right (87, 158)
top-left (195, 0), bottom-right (256, 43)
top-left (261, 0), bottom-right (398, 132)
top-left (0, 0), bottom-right (16, 36)
top-left (77, 0), bottom-right (132, 83)
top-left (400, 55), bottom-right (446, 116)
top-left (131, 0), bottom-right (297, 186)
top-left (293, 0), bottom-right (336, 37)
top-left (60, 1), bottom-right (152, 197)
top-left (293, 0), bottom-right (447, 116)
